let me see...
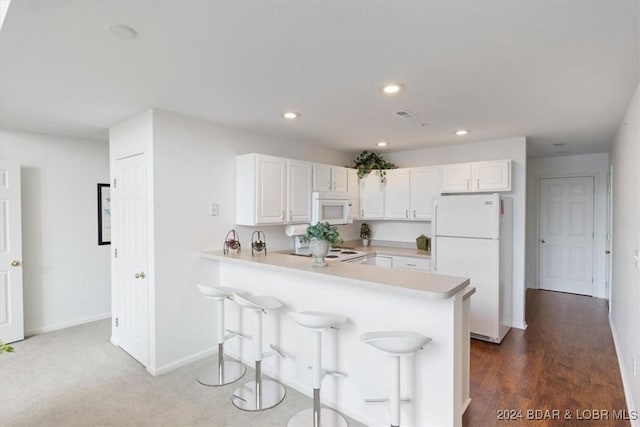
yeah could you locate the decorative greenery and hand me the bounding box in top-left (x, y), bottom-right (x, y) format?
top-left (0, 341), bottom-right (14, 354)
top-left (302, 222), bottom-right (343, 246)
top-left (360, 222), bottom-right (371, 240)
top-left (352, 151), bottom-right (398, 182)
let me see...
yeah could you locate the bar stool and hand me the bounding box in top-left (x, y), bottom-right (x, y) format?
top-left (288, 311), bottom-right (349, 427)
top-left (361, 331), bottom-right (431, 427)
top-left (195, 284), bottom-right (246, 386)
top-left (231, 292), bottom-right (286, 411)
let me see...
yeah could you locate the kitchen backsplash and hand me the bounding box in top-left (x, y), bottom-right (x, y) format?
top-left (361, 220), bottom-right (431, 244)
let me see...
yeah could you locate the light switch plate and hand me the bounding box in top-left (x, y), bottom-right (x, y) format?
top-left (209, 203), bottom-right (219, 216)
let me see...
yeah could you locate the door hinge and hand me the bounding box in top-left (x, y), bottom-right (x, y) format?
top-left (115, 317), bottom-right (119, 327)
top-left (113, 178), bottom-right (117, 188)
top-left (114, 248), bottom-right (118, 258)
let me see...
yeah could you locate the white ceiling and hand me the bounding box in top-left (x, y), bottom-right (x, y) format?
top-left (1, 1), bottom-right (638, 158)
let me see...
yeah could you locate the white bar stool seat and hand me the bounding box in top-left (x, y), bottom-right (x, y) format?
top-left (195, 284), bottom-right (246, 386)
top-left (231, 292), bottom-right (287, 412)
top-left (288, 311), bottom-right (349, 427)
top-left (361, 331), bottom-right (431, 427)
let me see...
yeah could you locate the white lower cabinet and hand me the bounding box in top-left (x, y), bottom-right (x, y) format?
top-left (392, 255), bottom-right (430, 271)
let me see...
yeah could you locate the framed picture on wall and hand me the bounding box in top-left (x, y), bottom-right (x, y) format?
top-left (97, 183), bottom-right (111, 245)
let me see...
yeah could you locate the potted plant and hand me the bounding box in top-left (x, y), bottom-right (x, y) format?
top-left (302, 222), bottom-right (343, 267)
top-left (352, 151), bottom-right (397, 182)
top-left (360, 222), bottom-right (371, 247)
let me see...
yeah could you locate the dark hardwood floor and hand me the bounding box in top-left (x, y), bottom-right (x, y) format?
top-left (463, 289), bottom-right (629, 427)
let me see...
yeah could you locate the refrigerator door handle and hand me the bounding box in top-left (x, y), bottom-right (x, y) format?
top-left (433, 201), bottom-right (437, 271)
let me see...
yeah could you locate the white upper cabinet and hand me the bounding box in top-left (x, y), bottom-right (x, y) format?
top-left (236, 154), bottom-right (311, 225)
top-left (384, 169), bottom-right (411, 219)
top-left (287, 160), bottom-right (312, 223)
top-left (347, 168), bottom-right (360, 221)
top-left (410, 167), bottom-right (440, 220)
top-left (472, 160), bottom-right (511, 191)
top-left (360, 171), bottom-right (385, 219)
top-left (313, 164), bottom-right (348, 193)
top-left (441, 159), bottom-right (511, 193)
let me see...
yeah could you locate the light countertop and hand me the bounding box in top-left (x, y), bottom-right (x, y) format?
top-left (351, 244), bottom-right (431, 258)
top-left (201, 250), bottom-right (468, 300)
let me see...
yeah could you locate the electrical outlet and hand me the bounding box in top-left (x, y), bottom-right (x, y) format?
top-left (209, 203), bottom-right (219, 216)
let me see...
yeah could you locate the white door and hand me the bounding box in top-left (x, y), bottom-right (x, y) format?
top-left (606, 166), bottom-right (613, 303)
top-left (441, 163), bottom-right (471, 193)
top-left (0, 159), bottom-right (24, 344)
top-left (287, 160), bottom-right (312, 223)
top-left (331, 166), bottom-right (348, 193)
top-left (114, 154), bottom-right (149, 366)
top-left (359, 172), bottom-right (384, 219)
top-left (384, 169), bottom-right (411, 219)
top-left (312, 164), bottom-right (332, 192)
top-left (257, 156), bottom-right (286, 224)
top-left (410, 167), bottom-right (439, 220)
top-left (539, 177), bottom-right (595, 296)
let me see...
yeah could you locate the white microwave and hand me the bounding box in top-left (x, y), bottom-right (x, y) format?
top-left (311, 192), bottom-right (352, 225)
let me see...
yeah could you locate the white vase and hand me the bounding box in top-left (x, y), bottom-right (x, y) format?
top-left (362, 238), bottom-right (370, 247)
top-left (309, 238), bottom-right (330, 267)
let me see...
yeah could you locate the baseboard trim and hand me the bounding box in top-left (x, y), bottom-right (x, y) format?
top-left (512, 320), bottom-right (528, 330)
top-left (25, 312), bottom-right (111, 337)
top-left (147, 345), bottom-right (218, 377)
top-left (609, 315), bottom-right (639, 427)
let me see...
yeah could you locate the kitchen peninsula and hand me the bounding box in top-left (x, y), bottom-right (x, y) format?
top-left (201, 250), bottom-right (473, 427)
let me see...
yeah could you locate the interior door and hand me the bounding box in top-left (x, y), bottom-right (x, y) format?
top-left (0, 159), bottom-right (24, 344)
top-left (539, 177), bottom-right (595, 296)
top-left (114, 154), bottom-right (149, 366)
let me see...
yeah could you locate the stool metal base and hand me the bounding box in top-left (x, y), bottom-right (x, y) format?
top-left (197, 360), bottom-right (246, 386)
top-left (197, 344), bottom-right (246, 387)
top-left (287, 407), bottom-right (348, 427)
top-left (231, 379), bottom-right (286, 411)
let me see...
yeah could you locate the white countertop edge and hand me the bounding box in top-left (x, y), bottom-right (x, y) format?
top-left (200, 251), bottom-right (469, 300)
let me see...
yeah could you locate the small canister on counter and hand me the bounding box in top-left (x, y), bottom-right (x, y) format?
top-left (416, 234), bottom-right (428, 251)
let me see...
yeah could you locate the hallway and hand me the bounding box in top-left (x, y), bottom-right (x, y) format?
top-left (463, 289), bottom-right (630, 426)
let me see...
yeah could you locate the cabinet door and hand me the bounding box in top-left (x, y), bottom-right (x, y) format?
top-left (256, 155), bottom-right (287, 223)
top-left (384, 169), bottom-right (411, 219)
top-left (312, 164), bottom-right (332, 192)
top-left (472, 160), bottom-right (511, 192)
top-left (375, 255), bottom-right (393, 268)
top-left (287, 160), bottom-right (312, 223)
top-left (332, 166), bottom-right (348, 193)
top-left (359, 171), bottom-right (385, 219)
top-left (441, 163), bottom-right (472, 193)
top-left (347, 169), bottom-right (360, 221)
top-left (410, 167), bottom-right (439, 220)
top-left (392, 255), bottom-right (430, 271)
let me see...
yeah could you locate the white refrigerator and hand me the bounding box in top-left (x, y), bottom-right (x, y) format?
top-left (433, 193), bottom-right (513, 343)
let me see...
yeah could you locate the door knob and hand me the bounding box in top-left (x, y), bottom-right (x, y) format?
top-left (605, 250), bottom-right (611, 254)
top-left (540, 239), bottom-right (546, 244)
top-left (134, 272), bottom-right (146, 279)
top-left (10, 260), bottom-right (20, 267)
top-left (135, 273), bottom-right (140, 279)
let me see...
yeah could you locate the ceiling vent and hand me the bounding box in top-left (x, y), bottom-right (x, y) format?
top-left (393, 110), bottom-right (416, 119)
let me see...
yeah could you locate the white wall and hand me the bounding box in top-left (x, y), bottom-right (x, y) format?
top-left (609, 83), bottom-right (640, 420)
top-left (526, 153), bottom-right (610, 298)
top-left (381, 137), bottom-right (527, 329)
top-left (113, 109), bottom-right (356, 372)
top-left (0, 129), bottom-right (111, 335)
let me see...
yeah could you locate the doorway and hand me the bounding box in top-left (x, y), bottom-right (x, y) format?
top-left (538, 176), bottom-right (595, 296)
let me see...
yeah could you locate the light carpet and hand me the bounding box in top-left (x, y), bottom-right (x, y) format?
top-left (0, 320), bottom-right (364, 427)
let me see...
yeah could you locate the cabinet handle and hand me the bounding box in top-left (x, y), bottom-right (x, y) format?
top-left (476, 178), bottom-right (480, 189)
top-left (407, 264), bottom-right (417, 267)
top-left (289, 210), bottom-right (292, 221)
top-left (466, 179), bottom-right (470, 190)
top-left (361, 209), bottom-right (364, 217)
top-left (333, 181), bottom-right (336, 190)
top-left (282, 210), bottom-right (285, 220)
top-left (413, 210), bottom-right (416, 219)
top-left (405, 210), bottom-right (408, 218)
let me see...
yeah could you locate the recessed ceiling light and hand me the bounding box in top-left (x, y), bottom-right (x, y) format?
top-left (455, 130), bottom-right (469, 136)
top-left (381, 83), bottom-right (404, 94)
top-left (282, 112), bottom-right (300, 120)
top-left (106, 24), bottom-right (138, 40)
top-left (377, 141), bottom-right (388, 147)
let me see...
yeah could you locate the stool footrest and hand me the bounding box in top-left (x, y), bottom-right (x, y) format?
top-left (263, 344), bottom-right (285, 360)
top-left (364, 398), bottom-right (412, 405)
top-left (225, 329), bottom-right (251, 341)
top-left (306, 365), bottom-right (348, 380)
